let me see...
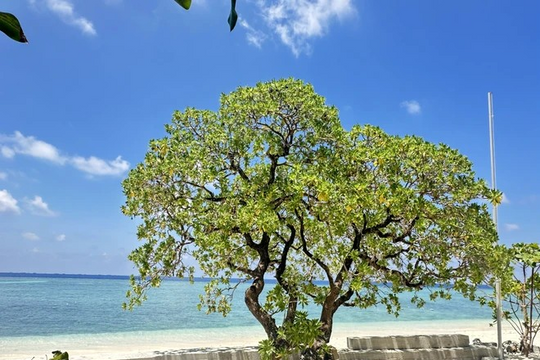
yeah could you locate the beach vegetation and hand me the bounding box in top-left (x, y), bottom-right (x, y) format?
top-left (51, 350), bottom-right (69, 360)
top-left (497, 242), bottom-right (540, 356)
top-left (122, 78), bottom-right (504, 360)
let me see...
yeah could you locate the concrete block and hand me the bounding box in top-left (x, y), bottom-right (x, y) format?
top-left (347, 334), bottom-right (470, 350)
top-left (123, 336), bottom-right (497, 360)
top-left (339, 346), bottom-right (497, 360)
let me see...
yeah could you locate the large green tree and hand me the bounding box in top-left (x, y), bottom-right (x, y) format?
top-left (122, 78), bottom-right (502, 359)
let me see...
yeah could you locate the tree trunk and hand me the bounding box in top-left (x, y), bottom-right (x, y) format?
top-left (300, 286), bottom-right (340, 360)
top-left (245, 276), bottom-right (279, 341)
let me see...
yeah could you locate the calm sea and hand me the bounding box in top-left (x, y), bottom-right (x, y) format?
top-left (0, 273), bottom-right (493, 340)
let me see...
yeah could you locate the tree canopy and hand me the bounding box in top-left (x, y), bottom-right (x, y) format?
top-left (122, 78), bottom-right (503, 359)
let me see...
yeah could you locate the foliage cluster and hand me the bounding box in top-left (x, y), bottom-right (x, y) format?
top-left (498, 243), bottom-right (540, 356)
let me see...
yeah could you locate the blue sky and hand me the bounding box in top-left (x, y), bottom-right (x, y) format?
top-left (1, 0), bottom-right (538, 275)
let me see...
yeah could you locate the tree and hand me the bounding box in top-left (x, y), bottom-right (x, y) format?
top-left (122, 78), bottom-right (503, 359)
top-left (0, 1), bottom-right (237, 43)
top-left (498, 243), bottom-right (540, 356)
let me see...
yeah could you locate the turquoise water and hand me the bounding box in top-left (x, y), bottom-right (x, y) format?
top-left (0, 274), bottom-right (493, 339)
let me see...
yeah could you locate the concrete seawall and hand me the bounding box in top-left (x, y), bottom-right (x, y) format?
top-left (125, 334), bottom-right (498, 360)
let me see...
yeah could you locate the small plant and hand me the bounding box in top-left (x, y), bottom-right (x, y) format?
top-left (258, 311), bottom-right (334, 360)
top-left (499, 243), bottom-right (540, 357)
top-left (51, 350), bottom-right (69, 360)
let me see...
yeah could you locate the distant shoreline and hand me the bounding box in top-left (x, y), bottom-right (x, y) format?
top-left (0, 272), bottom-right (131, 280)
top-left (0, 273), bottom-right (260, 284)
top-left (0, 272), bottom-right (212, 282)
top-left (0, 273), bottom-right (494, 289)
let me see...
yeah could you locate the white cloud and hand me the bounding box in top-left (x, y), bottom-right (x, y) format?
top-left (56, 234), bottom-right (67, 241)
top-left (31, 247), bottom-right (40, 253)
top-left (254, 0), bottom-right (355, 56)
top-left (1, 146), bottom-right (15, 158)
top-left (44, 0), bottom-right (97, 36)
top-left (0, 132), bottom-right (130, 176)
top-left (0, 131), bottom-right (66, 164)
top-left (22, 232), bottom-right (40, 241)
top-left (504, 223), bottom-right (520, 232)
top-left (501, 193), bottom-right (510, 204)
top-left (26, 196), bottom-right (57, 217)
top-left (400, 100), bottom-right (422, 115)
top-left (71, 155), bottom-right (130, 176)
top-left (240, 19), bottom-right (267, 49)
top-left (0, 190), bottom-right (20, 214)
top-left (0, 172), bottom-right (6, 180)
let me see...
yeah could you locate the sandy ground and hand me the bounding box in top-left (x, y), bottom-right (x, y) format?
top-left (0, 320), bottom-right (534, 360)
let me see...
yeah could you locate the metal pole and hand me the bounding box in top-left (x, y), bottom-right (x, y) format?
top-left (488, 92), bottom-right (498, 227)
top-left (488, 91), bottom-right (504, 359)
top-left (496, 279), bottom-right (503, 359)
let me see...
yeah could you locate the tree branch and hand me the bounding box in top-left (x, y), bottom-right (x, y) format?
top-left (227, 260), bottom-right (257, 278)
top-left (363, 209), bottom-right (402, 235)
top-left (296, 210), bottom-right (334, 287)
top-left (275, 224), bottom-right (296, 290)
top-left (228, 151), bottom-right (250, 182)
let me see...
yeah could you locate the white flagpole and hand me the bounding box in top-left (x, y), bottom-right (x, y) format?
top-left (488, 91), bottom-right (504, 359)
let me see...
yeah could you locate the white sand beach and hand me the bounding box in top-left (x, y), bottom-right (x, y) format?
top-left (0, 319), bottom-right (528, 360)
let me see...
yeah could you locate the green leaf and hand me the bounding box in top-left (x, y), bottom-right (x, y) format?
top-left (228, 0), bottom-right (238, 31)
top-left (174, 0), bottom-right (192, 10)
top-left (0, 12), bottom-right (28, 43)
top-left (51, 351), bottom-right (69, 360)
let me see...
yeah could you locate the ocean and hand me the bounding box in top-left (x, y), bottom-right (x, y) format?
top-left (0, 273), bottom-right (496, 359)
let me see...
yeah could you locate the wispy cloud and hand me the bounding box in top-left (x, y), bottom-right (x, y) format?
top-left (0, 132), bottom-right (66, 164)
top-left (46, 0), bottom-right (96, 35)
top-left (71, 156), bottom-right (129, 176)
top-left (25, 196), bottom-right (57, 217)
top-left (56, 234), bottom-right (67, 242)
top-left (22, 232), bottom-right (40, 241)
top-left (0, 190), bottom-right (20, 214)
top-left (0, 132), bottom-right (129, 177)
top-left (30, 0), bottom-right (97, 36)
top-left (517, 194), bottom-right (539, 205)
top-left (400, 100), bottom-right (422, 115)
top-left (501, 193), bottom-right (510, 204)
top-left (240, 19), bottom-right (267, 49)
top-left (0, 172), bottom-right (6, 180)
top-left (252, 0), bottom-right (355, 56)
top-left (504, 223), bottom-right (520, 232)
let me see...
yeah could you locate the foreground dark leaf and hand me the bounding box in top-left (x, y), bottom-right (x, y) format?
top-left (228, 0), bottom-right (238, 31)
top-left (174, 0), bottom-right (192, 10)
top-left (0, 12), bottom-right (28, 43)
